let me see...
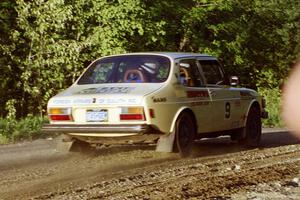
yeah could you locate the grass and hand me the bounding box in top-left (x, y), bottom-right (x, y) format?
top-left (0, 116), bottom-right (48, 144)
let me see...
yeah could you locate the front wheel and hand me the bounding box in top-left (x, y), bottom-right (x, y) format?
top-left (174, 112), bottom-right (196, 157)
top-left (239, 107), bottom-right (262, 147)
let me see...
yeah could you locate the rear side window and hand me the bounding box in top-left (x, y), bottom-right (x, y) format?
top-left (179, 59), bottom-right (203, 87)
top-left (199, 60), bottom-right (225, 85)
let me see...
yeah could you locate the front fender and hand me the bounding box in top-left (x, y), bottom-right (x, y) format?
top-left (243, 99), bottom-right (260, 127)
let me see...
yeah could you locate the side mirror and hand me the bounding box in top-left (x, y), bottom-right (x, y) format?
top-left (230, 76), bottom-right (239, 86)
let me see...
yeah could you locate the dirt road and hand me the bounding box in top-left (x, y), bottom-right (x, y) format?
top-left (0, 129), bottom-right (299, 200)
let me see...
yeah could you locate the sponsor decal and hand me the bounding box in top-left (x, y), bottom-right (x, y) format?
top-left (51, 98), bottom-right (140, 105)
top-left (152, 97), bottom-right (167, 103)
top-left (186, 91), bottom-right (209, 98)
top-left (191, 101), bottom-right (209, 107)
top-left (97, 98), bottom-right (139, 104)
top-left (77, 87), bottom-right (134, 94)
top-left (73, 99), bottom-right (93, 104)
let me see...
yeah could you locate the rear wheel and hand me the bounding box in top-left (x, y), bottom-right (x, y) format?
top-left (239, 106), bottom-right (262, 147)
top-left (174, 112), bottom-right (196, 157)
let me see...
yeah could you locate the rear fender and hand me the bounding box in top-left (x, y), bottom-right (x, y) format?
top-left (156, 106), bottom-right (191, 153)
top-left (169, 106), bottom-right (192, 133)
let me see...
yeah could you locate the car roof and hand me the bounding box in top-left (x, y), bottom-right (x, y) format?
top-left (101, 52), bottom-right (217, 60)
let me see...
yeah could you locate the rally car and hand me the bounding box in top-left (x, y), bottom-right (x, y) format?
top-left (43, 52), bottom-right (268, 156)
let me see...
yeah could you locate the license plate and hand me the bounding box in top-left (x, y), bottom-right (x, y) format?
top-left (86, 109), bottom-right (108, 122)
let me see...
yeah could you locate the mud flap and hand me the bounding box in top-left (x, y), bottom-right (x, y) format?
top-left (55, 134), bottom-right (73, 153)
top-left (155, 130), bottom-right (175, 152)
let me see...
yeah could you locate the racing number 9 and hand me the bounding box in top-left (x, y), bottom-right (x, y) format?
top-left (225, 102), bottom-right (231, 119)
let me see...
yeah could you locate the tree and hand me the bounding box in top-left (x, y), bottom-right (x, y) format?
top-left (181, 0), bottom-right (300, 88)
top-left (0, 0), bottom-right (167, 117)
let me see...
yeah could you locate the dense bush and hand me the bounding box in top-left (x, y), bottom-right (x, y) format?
top-left (0, 116), bottom-right (48, 144)
top-left (258, 88), bottom-right (284, 127)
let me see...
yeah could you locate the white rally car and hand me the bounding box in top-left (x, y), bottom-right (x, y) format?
top-left (43, 52), bottom-right (268, 156)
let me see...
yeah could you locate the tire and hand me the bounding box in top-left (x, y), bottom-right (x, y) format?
top-left (69, 139), bottom-right (93, 153)
top-left (239, 106), bottom-right (262, 147)
top-left (174, 112), bottom-right (196, 157)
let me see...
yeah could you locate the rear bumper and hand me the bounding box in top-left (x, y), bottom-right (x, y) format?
top-left (42, 124), bottom-right (163, 144)
top-left (42, 124), bottom-right (155, 135)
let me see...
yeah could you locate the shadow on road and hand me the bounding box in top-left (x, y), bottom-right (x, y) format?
top-left (190, 131), bottom-right (300, 158)
top-left (86, 130), bottom-right (300, 159)
top-left (260, 131), bottom-right (300, 147)
top-left (73, 130), bottom-right (300, 158)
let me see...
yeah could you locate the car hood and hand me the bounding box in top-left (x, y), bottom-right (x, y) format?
top-left (48, 83), bottom-right (164, 107)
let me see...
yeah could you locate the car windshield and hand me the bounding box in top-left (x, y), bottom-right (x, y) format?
top-left (77, 55), bottom-right (171, 84)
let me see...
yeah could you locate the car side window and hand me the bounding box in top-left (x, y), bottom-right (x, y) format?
top-left (179, 59), bottom-right (202, 87)
top-left (199, 60), bottom-right (225, 85)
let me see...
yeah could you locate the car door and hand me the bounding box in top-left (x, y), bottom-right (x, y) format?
top-left (177, 58), bottom-right (213, 133)
top-left (198, 59), bottom-right (241, 131)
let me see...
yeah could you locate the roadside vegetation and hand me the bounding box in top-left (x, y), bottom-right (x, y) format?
top-left (1, 0), bottom-right (300, 143)
top-left (0, 117), bottom-right (48, 144)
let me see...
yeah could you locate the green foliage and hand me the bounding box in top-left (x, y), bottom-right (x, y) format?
top-left (0, 118), bottom-right (16, 142)
top-left (255, 66), bottom-right (285, 127)
top-left (5, 99), bottom-right (17, 120)
top-left (0, 134), bottom-right (9, 144)
top-left (0, 0), bottom-right (166, 118)
top-left (258, 87), bottom-right (284, 127)
top-left (0, 116), bottom-right (47, 144)
top-left (181, 0), bottom-right (300, 88)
